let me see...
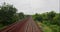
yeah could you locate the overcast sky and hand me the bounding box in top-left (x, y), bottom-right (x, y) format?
top-left (0, 0), bottom-right (59, 15)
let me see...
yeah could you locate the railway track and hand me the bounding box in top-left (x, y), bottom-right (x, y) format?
top-left (0, 16), bottom-right (42, 32)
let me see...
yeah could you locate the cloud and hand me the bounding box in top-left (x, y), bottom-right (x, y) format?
top-left (0, 0), bottom-right (59, 15)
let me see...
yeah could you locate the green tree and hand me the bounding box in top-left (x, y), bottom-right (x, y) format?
top-left (53, 13), bottom-right (60, 25)
top-left (18, 12), bottom-right (25, 19)
top-left (47, 11), bottom-right (56, 20)
top-left (33, 13), bottom-right (43, 22)
top-left (0, 3), bottom-right (17, 25)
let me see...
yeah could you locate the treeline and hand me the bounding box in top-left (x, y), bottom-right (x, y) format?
top-left (0, 3), bottom-right (26, 26)
top-left (32, 11), bottom-right (60, 26)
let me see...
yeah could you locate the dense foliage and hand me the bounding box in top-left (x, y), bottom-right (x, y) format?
top-left (33, 11), bottom-right (60, 26)
top-left (0, 3), bottom-right (25, 27)
top-left (0, 3), bottom-right (17, 25)
top-left (32, 11), bottom-right (60, 32)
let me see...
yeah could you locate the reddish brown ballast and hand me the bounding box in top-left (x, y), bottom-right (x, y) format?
top-left (0, 16), bottom-right (42, 32)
